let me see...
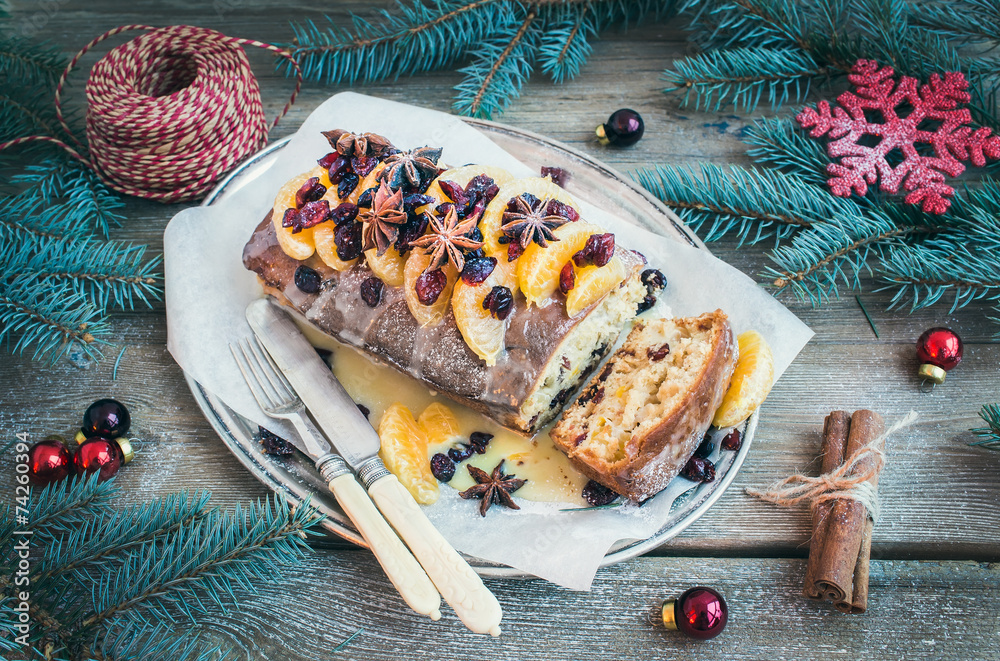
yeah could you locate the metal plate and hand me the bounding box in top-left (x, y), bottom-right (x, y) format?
top-left (184, 118), bottom-right (757, 577)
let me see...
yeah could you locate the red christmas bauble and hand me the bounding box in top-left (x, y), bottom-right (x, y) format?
top-left (74, 437), bottom-right (122, 482)
top-left (28, 439), bottom-right (74, 486)
top-left (662, 586), bottom-right (728, 640)
top-left (916, 327), bottom-right (963, 384)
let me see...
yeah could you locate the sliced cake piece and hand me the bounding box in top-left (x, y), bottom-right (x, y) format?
top-left (550, 310), bottom-right (738, 501)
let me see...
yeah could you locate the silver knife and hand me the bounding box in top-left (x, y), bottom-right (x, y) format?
top-left (246, 298), bottom-right (504, 636)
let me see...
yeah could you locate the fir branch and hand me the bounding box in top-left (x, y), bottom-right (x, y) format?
top-left (10, 160), bottom-right (126, 238)
top-left (633, 163), bottom-right (862, 244)
top-left (0, 35), bottom-right (65, 87)
top-left (719, 0), bottom-right (814, 49)
top-left (911, 0), bottom-right (1000, 45)
top-left (91, 623), bottom-right (234, 661)
top-left (0, 277), bottom-right (110, 363)
top-left (743, 116), bottom-right (832, 186)
top-left (27, 475), bottom-right (117, 538)
top-left (81, 496), bottom-right (322, 634)
top-left (0, 84), bottom-right (61, 142)
top-left (286, 0), bottom-right (513, 85)
top-left (453, 5), bottom-right (540, 119)
top-left (663, 47), bottom-right (826, 112)
top-left (32, 493), bottom-right (212, 585)
top-left (970, 402), bottom-right (1000, 451)
top-left (4, 236), bottom-right (163, 312)
top-left (539, 4), bottom-right (595, 84)
top-left (764, 206), bottom-right (940, 303)
top-left (878, 241), bottom-right (1000, 312)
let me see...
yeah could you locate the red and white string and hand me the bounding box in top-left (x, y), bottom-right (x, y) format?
top-left (0, 24), bottom-right (302, 203)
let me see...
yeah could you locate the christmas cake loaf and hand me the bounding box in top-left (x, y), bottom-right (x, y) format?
top-left (242, 129), bottom-right (648, 434)
top-left (550, 311), bottom-right (737, 500)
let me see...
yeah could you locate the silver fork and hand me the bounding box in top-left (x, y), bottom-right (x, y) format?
top-left (230, 337), bottom-right (442, 621)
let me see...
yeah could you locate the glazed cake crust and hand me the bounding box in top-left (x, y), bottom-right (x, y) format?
top-left (243, 213), bottom-right (646, 434)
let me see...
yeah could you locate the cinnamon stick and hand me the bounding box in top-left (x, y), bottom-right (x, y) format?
top-left (802, 410), bottom-right (850, 599)
top-left (815, 410), bottom-right (884, 609)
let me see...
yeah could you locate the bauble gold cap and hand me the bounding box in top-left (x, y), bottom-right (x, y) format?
top-left (918, 363), bottom-right (947, 384)
top-left (114, 437), bottom-right (135, 464)
top-left (661, 599), bottom-right (678, 630)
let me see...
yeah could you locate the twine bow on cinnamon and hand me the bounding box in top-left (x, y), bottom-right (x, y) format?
top-left (747, 410), bottom-right (917, 613)
top-left (0, 24), bottom-right (302, 203)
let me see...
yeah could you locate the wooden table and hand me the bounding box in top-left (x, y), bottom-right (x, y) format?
top-left (3, 1), bottom-right (999, 658)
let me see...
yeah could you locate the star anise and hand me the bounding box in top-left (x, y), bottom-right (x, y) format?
top-left (360, 181), bottom-right (408, 255)
top-left (458, 460), bottom-right (527, 517)
top-left (409, 206), bottom-right (483, 272)
top-left (501, 194), bottom-right (569, 249)
top-left (380, 146), bottom-right (443, 190)
top-left (322, 129), bottom-right (393, 158)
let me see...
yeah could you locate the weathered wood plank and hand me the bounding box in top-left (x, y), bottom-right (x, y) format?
top-left (183, 553), bottom-right (1000, 660)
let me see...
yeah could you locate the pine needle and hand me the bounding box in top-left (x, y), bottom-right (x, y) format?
top-left (970, 403), bottom-right (1000, 450)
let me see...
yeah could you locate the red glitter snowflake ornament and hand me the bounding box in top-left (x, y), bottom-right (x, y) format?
top-left (797, 59), bottom-right (1000, 214)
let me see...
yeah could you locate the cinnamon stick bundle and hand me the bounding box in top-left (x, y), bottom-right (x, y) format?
top-left (803, 409), bottom-right (885, 613)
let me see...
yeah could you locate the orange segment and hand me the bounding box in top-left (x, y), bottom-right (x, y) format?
top-left (377, 403), bottom-right (439, 504)
top-left (419, 165), bottom-right (516, 215)
top-left (517, 222), bottom-right (603, 306)
top-left (565, 255), bottom-right (627, 317)
top-left (479, 177), bottom-right (580, 266)
top-left (451, 265), bottom-right (516, 366)
top-left (271, 170), bottom-right (322, 261)
top-left (417, 402), bottom-right (461, 447)
top-left (365, 245), bottom-right (406, 287)
top-left (402, 250), bottom-right (459, 327)
top-left (712, 330), bottom-right (774, 428)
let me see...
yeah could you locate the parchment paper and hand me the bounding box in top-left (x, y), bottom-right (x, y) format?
top-left (165, 92), bottom-right (813, 590)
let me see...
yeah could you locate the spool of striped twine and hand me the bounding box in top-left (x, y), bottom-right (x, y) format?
top-left (0, 24), bottom-right (302, 203)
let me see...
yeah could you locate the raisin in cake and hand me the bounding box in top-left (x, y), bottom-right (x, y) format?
top-left (550, 310), bottom-right (737, 500)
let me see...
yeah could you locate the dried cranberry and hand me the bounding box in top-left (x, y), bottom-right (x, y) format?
top-left (330, 202), bottom-right (359, 224)
top-left (351, 155), bottom-right (377, 177)
top-left (681, 456), bottom-right (716, 483)
top-left (295, 176), bottom-right (327, 208)
top-left (415, 268), bottom-right (447, 305)
top-left (338, 173), bottom-right (360, 198)
top-left (559, 261), bottom-right (576, 294)
top-left (465, 174), bottom-right (497, 200)
top-left (582, 480), bottom-right (619, 506)
top-left (357, 187), bottom-right (378, 208)
top-left (541, 165), bottom-right (571, 187)
top-left (721, 429), bottom-right (742, 452)
top-left (438, 180), bottom-right (469, 212)
top-left (636, 294), bottom-right (656, 314)
top-left (281, 207), bottom-right (300, 229)
top-left (326, 155), bottom-right (351, 183)
top-left (294, 265), bottom-right (322, 294)
top-left (468, 431), bottom-right (493, 454)
top-left (296, 200), bottom-right (331, 229)
top-left (435, 202), bottom-right (455, 217)
top-left (646, 343), bottom-right (670, 361)
top-left (430, 453), bottom-right (456, 482)
top-left (507, 242), bottom-right (525, 262)
top-left (587, 233), bottom-right (616, 266)
top-left (694, 436), bottom-right (714, 459)
top-left (395, 214), bottom-right (429, 253)
top-left (641, 268), bottom-right (667, 291)
top-left (482, 285), bottom-right (514, 320)
top-left (356, 403), bottom-right (371, 419)
top-left (259, 426), bottom-right (295, 456)
top-left (545, 199), bottom-right (579, 222)
top-left (461, 256), bottom-right (497, 285)
top-left (448, 445), bottom-right (474, 463)
top-left (466, 196), bottom-right (488, 221)
top-left (334, 220), bottom-right (362, 261)
top-left (318, 152), bottom-right (339, 170)
top-left (360, 276), bottom-right (384, 307)
top-left (592, 387), bottom-right (605, 404)
top-left (403, 193), bottom-right (434, 211)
